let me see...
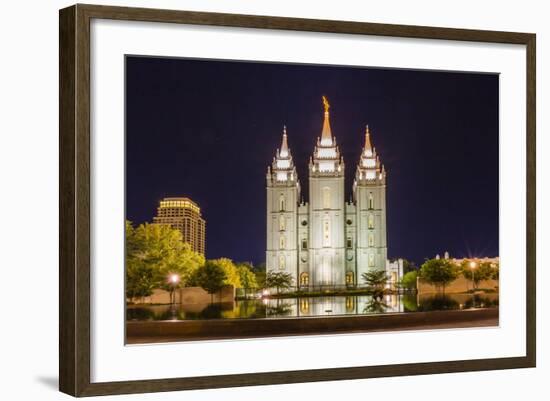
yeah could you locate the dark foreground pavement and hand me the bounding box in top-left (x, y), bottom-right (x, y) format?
top-left (127, 308), bottom-right (498, 344)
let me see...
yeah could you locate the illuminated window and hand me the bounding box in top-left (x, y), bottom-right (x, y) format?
top-left (276, 159), bottom-right (290, 169)
top-left (319, 161), bottom-right (335, 172)
top-left (345, 296), bottom-right (355, 311)
top-left (368, 233), bottom-right (374, 247)
top-left (368, 214), bottom-right (374, 229)
top-left (279, 215), bottom-right (285, 231)
top-left (300, 272), bottom-right (309, 286)
top-left (323, 219), bottom-right (331, 247)
top-left (345, 271), bottom-right (354, 285)
top-left (362, 158), bottom-right (375, 168)
top-left (346, 237), bottom-right (353, 249)
top-left (279, 255), bottom-right (285, 270)
top-left (301, 239), bottom-right (308, 250)
top-left (368, 254), bottom-right (375, 267)
top-left (279, 194), bottom-right (285, 211)
top-left (276, 171), bottom-right (288, 181)
top-left (317, 147), bottom-right (337, 158)
top-left (368, 193), bottom-right (374, 209)
top-left (322, 187), bottom-right (331, 209)
top-left (280, 235), bottom-right (286, 249)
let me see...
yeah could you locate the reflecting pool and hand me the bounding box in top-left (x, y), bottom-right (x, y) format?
top-left (127, 293), bottom-right (498, 321)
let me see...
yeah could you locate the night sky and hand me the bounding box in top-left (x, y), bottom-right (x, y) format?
top-left (126, 56), bottom-right (499, 266)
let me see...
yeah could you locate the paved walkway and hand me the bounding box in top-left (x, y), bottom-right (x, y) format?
top-left (127, 309), bottom-right (498, 344)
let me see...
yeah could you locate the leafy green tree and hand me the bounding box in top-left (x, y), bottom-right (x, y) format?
top-left (400, 270), bottom-right (418, 291)
top-left (361, 269), bottom-right (388, 299)
top-left (236, 262), bottom-right (258, 298)
top-left (265, 271), bottom-right (294, 294)
top-left (125, 221), bottom-right (157, 302)
top-left (130, 222), bottom-right (185, 267)
top-left (194, 260), bottom-right (228, 303)
top-left (125, 221), bottom-right (205, 303)
top-left (491, 262), bottom-right (499, 280)
top-left (157, 242), bottom-right (204, 299)
top-left (126, 260), bottom-right (157, 302)
top-left (254, 262), bottom-right (267, 272)
top-left (207, 258), bottom-right (241, 288)
top-left (253, 262), bottom-right (267, 289)
top-left (236, 262), bottom-right (257, 288)
top-left (401, 259), bottom-right (418, 274)
top-left (419, 258), bottom-right (459, 293)
top-left (255, 270), bottom-right (267, 289)
top-left (460, 260), bottom-right (495, 290)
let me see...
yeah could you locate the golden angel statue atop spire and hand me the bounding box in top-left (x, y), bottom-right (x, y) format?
top-left (322, 95), bottom-right (330, 113)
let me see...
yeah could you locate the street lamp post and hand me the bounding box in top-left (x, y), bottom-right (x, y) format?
top-left (469, 261), bottom-right (477, 309)
top-left (169, 273), bottom-right (180, 304)
top-left (469, 261), bottom-right (477, 291)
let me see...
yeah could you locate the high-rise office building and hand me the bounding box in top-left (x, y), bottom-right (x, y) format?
top-left (153, 197), bottom-right (206, 255)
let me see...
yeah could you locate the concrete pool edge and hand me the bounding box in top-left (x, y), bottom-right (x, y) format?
top-left (126, 308), bottom-right (499, 344)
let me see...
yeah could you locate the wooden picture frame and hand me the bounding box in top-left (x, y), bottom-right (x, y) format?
top-left (59, 3), bottom-right (536, 396)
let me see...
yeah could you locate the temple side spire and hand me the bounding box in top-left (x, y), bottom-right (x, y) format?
top-left (268, 125), bottom-right (299, 185)
top-left (280, 125), bottom-right (289, 158)
top-left (364, 125), bottom-right (373, 155)
top-left (355, 125), bottom-right (385, 184)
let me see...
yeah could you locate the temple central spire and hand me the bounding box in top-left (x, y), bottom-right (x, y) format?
top-left (320, 96), bottom-right (333, 146)
top-left (310, 95), bottom-right (342, 175)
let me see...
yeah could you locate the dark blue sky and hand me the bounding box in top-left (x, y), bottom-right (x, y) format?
top-left (126, 56), bottom-right (499, 265)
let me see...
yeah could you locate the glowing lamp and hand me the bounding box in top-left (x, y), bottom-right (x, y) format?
top-left (169, 274), bottom-right (180, 284)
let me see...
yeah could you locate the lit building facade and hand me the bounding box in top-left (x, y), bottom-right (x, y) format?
top-left (266, 97), bottom-right (402, 288)
top-left (153, 197), bottom-right (206, 254)
top-left (434, 251), bottom-right (499, 267)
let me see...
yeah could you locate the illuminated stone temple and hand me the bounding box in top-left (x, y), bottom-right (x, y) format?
top-left (266, 97), bottom-right (403, 288)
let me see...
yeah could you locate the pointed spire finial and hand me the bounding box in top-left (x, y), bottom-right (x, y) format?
top-left (280, 125), bottom-right (289, 157)
top-left (363, 125), bottom-right (373, 154)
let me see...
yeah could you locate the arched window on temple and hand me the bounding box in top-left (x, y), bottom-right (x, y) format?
top-left (300, 272), bottom-right (309, 287)
top-left (345, 271), bottom-right (355, 286)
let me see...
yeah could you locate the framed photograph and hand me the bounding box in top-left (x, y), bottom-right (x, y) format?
top-left (59, 4), bottom-right (536, 397)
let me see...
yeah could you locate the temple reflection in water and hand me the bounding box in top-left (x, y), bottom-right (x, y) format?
top-left (264, 294), bottom-right (403, 318)
top-left (127, 293), bottom-right (499, 321)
